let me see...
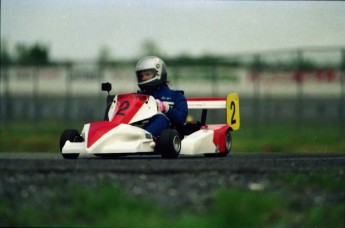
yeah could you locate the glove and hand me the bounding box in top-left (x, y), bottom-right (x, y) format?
top-left (156, 99), bottom-right (170, 113)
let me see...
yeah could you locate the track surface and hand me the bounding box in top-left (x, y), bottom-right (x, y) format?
top-left (1, 152), bottom-right (344, 214)
top-left (0, 152), bottom-right (344, 173)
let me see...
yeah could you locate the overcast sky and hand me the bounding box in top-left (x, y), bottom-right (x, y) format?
top-left (2, 0), bottom-right (345, 61)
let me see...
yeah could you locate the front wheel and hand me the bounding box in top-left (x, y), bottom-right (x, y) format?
top-left (156, 129), bottom-right (181, 159)
top-left (60, 129), bottom-right (82, 159)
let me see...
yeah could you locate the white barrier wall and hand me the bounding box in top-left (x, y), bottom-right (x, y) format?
top-left (0, 65), bottom-right (343, 98)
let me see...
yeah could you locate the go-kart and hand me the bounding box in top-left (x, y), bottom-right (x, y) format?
top-left (60, 82), bottom-right (240, 159)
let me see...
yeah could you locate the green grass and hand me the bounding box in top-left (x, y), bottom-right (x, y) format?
top-left (1, 121), bottom-right (344, 153)
top-left (234, 123), bottom-right (345, 153)
top-left (1, 176), bottom-right (344, 227)
top-left (277, 171), bottom-right (345, 192)
top-left (177, 189), bottom-right (293, 228)
top-left (0, 121), bottom-right (80, 152)
top-left (1, 183), bottom-right (170, 227)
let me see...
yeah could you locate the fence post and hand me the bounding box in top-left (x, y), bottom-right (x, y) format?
top-left (98, 62), bottom-right (105, 120)
top-left (172, 64), bottom-right (180, 90)
top-left (64, 64), bottom-right (72, 124)
top-left (1, 64), bottom-right (11, 129)
top-left (211, 63), bottom-right (218, 97)
top-left (251, 54), bottom-right (262, 138)
top-left (294, 49), bottom-right (304, 137)
top-left (340, 49), bottom-right (345, 139)
top-left (33, 66), bottom-right (40, 126)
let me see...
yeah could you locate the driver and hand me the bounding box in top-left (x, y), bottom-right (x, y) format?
top-left (136, 56), bottom-right (188, 138)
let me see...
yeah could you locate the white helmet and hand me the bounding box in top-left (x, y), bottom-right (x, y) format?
top-left (135, 56), bottom-right (167, 90)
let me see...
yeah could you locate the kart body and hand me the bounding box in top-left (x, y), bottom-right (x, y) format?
top-left (60, 82), bottom-right (240, 159)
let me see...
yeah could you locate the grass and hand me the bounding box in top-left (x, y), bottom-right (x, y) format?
top-left (0, 121), bottom-right (80, 152)
top-left (277, 171), bottom-right (345, 192)
top-left (180, 189), bottom-right (293, 227)
top-left (1, 121), bottom-right (344, 153)
top-left (1, 183), bottom-right (170, 227)
top-left (234, 123), bottom-right (345, 153)
top-left (1, 173), bottom-right (344, 227)
top-left (272, 171), bottom-right (345, 227)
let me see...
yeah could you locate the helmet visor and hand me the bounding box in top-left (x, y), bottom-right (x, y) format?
top-left (137, 69), bottom-right (157, 82)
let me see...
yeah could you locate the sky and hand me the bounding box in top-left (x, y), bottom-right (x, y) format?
top-left (2, 0), bottom-right (345, 61)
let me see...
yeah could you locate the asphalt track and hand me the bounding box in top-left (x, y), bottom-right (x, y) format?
top-left (1, 152), bottom-right (344, 215)
top-left (0, 152), bottom-right (344, 173)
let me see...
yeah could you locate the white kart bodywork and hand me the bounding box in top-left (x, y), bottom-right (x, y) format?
top-left (62, 93), bottom-right (239, 157)
top-left (63, 94), bottom-right (158, 156)
top-left (180, 98), bottom-right (228, 155)
top-left (63, 124), bottom-right (155, 155)
top-left (62, 123), bottom-right (220, 156)
top-left (181, 129), bottom-right (216, 155)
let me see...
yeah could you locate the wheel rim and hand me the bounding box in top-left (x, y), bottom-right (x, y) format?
top-left (173, 135), bottom-right (181, 152)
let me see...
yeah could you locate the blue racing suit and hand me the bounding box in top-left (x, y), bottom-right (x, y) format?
top-left (139, 84), bottom-right (188, 138)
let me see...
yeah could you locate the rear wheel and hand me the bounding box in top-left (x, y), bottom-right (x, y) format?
top-left (60, 129), bottom-right (82, 159)
top-left (156, 129), bottom-right (181, 159)
top-left (221, 128), bottom-right (232, 156)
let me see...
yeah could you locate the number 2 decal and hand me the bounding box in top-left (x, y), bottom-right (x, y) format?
top-left (230, 101), bottom-right (236, 125)
top-left (226, 93), bottom-right (240, 131)
top-left (115, 100), bottom-right (130, 116)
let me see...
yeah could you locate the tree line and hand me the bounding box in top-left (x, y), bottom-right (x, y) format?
top-left (1, 39), bottom-right (343, 70)
top-left (1, 39), bottom-right (50, 65)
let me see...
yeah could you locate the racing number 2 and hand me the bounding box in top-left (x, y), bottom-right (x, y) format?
top-left (115, 100), bottom-right (130, 116)
top-left (226, 93), bottom-right (240, 131)
top-left (230, 101), bottom-right (236, 124)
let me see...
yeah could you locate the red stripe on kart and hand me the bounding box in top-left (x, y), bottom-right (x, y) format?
top-left (87, 121), bottom-right (119, 148)
top-left (205, 125), bottom-right (228, 153)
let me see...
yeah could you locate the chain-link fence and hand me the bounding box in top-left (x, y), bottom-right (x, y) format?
top-left (1, 47), bottom-right (344, 138)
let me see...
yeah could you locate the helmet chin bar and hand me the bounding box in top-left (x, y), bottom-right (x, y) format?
top-left (138, 81), bottom-right (164, 91)
top-left (137, 74), bottom-right (163, 90)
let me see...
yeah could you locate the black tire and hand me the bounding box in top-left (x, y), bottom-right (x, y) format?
top-left (60, 129), bottom-right (82, 159)
top-left (156, 129), bottom-right (181, 159)
top-left (221, 128), bottom-right (232, 156)
top-left (205, 128), bottom-right (232, 157)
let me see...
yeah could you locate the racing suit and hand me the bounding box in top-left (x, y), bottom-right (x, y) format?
top-left (139, 83), bottom-right (188, 138)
